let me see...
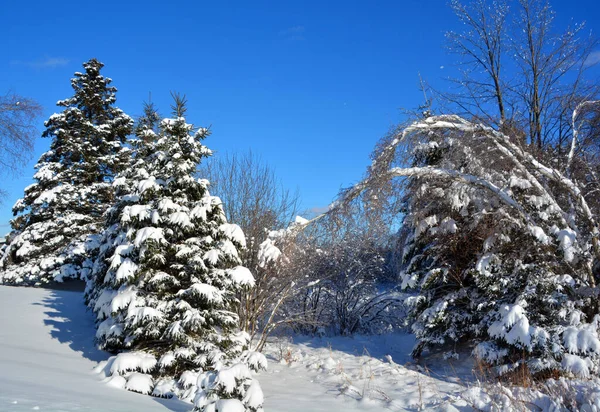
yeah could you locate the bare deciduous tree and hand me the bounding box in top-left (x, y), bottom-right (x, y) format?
top-left (445, 0), bottom-right (510, 127)
top-left (0, 92), bottom-right (42, 194)
top-left (200, 150), bottom-right (299, 239)
top-left (198, 150), bottom-right (300, 339)
top-left (442, 0), bottom-right (599, 150)
top-left (514, 0), bottom-right (598, 149)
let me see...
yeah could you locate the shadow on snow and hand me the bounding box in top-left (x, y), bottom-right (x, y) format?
top-left (33, 286), bottom-right (106, 363)
top-left (32, 286), bottom-right (190, 412)
top-left (269, 332), bottom-right (478, 387)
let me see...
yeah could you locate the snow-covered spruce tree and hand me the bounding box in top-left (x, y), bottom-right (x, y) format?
top-left (86, 96), bottom-right (265, 411)
top-left (0, 59), bottom-right (132, 285)
top-left (337, 115), bottom-right (600, 379)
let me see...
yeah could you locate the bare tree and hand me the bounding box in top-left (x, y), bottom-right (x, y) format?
top-left (513, 0), bottom-right (598, 149)
top-left (200, 151), bottom-right (401, 346)
top-left (198, 150), bottom-right (300, 338)
top-left (445, 0), bottom-right (510, 127)
top-left (250, 207), bottom-right (404, 350)
top-left (442, 0), bottom-right (598, 150)
top-left (200, 150), bottom-right (299, 238)
top-left (0, 92), bottom-right (42, 193)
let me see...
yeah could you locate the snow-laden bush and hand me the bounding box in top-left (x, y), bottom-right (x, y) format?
top-left (86, 97), bottom-right (265, 410)
top-left (254, 210), bottom-right (405, 342)
top-left (288, 233), bottom-right (403, 336)
top-left (0, 59), bottom-right (132, 285)
top-left (335, 114), bottom-right (600, 378)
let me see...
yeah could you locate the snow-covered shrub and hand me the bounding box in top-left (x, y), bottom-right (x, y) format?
top-left (242, 216), bottom-right (314, 350)
top-left (202, 151), bottom-right (403, 344)
top-left (335, 114), bottom-right (600, 378)
top-left (86, 96), bottom-right (264, 410)
top-left (267, 209), bottom-right (404, 338)
top-left (293, 237), bottom-right (401, 336)
top-left (1, 59), bottom-right (132, 285)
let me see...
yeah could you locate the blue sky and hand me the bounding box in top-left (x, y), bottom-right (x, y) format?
top-left (1, 0), bottom-right (599, 230)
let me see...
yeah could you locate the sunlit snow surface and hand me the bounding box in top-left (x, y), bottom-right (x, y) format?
top-left (0, 286), bottom-right (477, 412)
top-left (14, 286), bottom-right (582, 411)
top-left (259, 334), bottom-right (470, 412)
top-left (0, 286), bottom-right (188, 412)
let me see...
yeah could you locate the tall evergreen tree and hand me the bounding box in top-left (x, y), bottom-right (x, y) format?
top-left (0, 59), bottom-right (133, 285)
top-left (86, 96), bottom-right (264, 411)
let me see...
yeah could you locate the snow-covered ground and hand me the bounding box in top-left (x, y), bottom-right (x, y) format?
top-left (0, 285), bottom-right (496, 412)
top-left (259, 334), bottom-right (471, 411)
top-left (0, 286), bottom-right (189, 412)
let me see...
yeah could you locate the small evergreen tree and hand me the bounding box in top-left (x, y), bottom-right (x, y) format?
top-left (0, 59), bottom-right (133, 285)
top-left (400, 119), bottom-right (599, 378)
top-left (86, 96), bottom-right (264, 410)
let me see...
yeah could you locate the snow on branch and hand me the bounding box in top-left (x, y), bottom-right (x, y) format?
top-left (568, 100), bottom-right (600, 174)
top-left (386, 166), bottom-right (529, 219)
top-left (333, 115), bottom-right (598, 261)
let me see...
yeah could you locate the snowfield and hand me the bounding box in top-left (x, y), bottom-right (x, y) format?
top-left (0, 286), bottom-right (189, 412)
top-left (5, 285), bottom-right (598, 412)
top-left (0, 286), bottom-right (472, 412)
top-left (259, 334), bottom-right (470, 411)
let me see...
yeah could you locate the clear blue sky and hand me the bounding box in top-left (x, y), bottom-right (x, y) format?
top-left (1, 0), bottom-right (599, 231)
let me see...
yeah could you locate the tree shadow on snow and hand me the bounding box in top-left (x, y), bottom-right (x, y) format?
top-left (33, 288), bottom-right (192, 412)
top-left (151, 397), bottom-right (191, 412)
top-left (33, 288), bottom-right (108, 363)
